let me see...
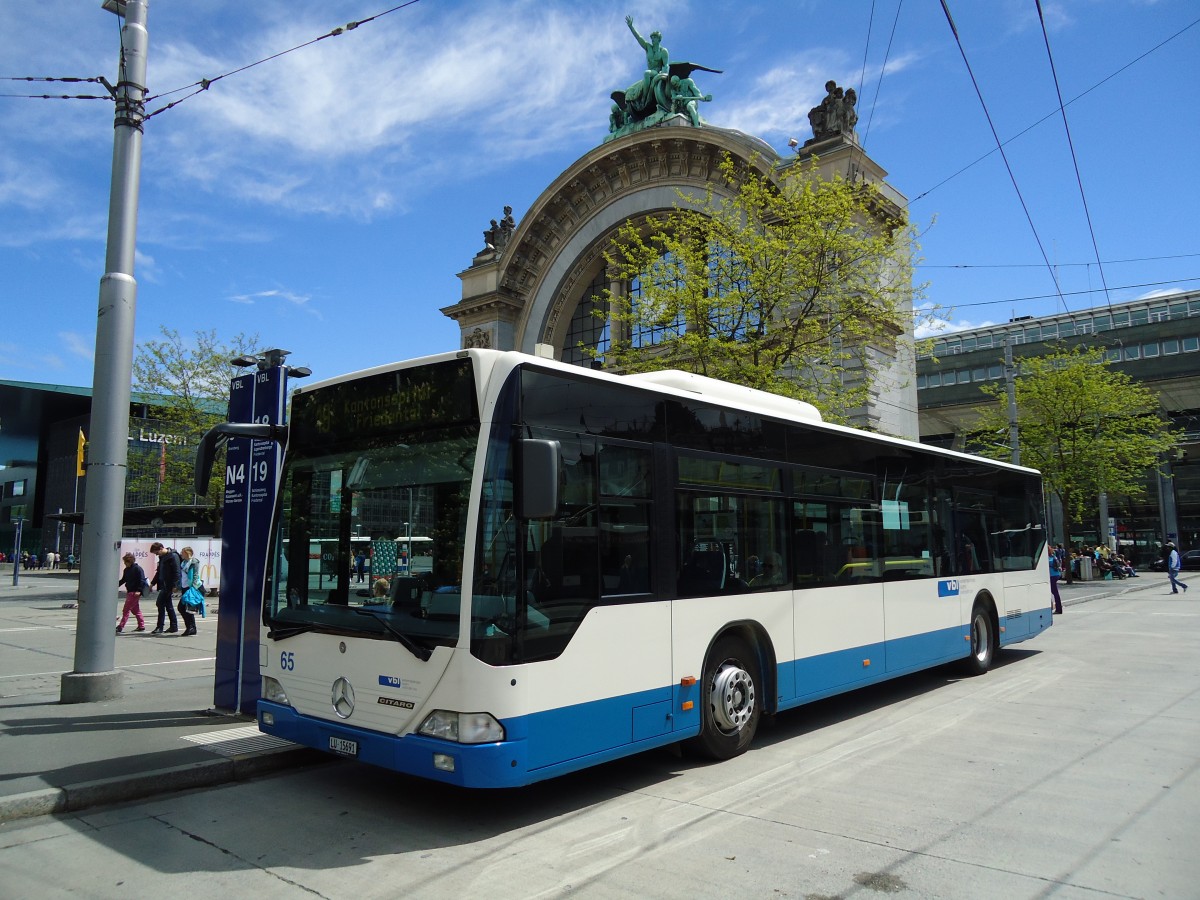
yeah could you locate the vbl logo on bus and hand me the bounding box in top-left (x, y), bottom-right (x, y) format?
top-left (938, 579), bottom-right (960, 597)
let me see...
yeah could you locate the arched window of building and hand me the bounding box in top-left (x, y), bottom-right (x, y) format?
top-left (561, 271), bottom-right (611, 367)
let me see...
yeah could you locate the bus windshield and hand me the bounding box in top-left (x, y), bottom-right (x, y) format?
top-left (264, 359), bottom-right (480, 653)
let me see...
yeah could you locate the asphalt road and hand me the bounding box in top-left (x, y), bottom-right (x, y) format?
top-left (0, 577), bottom-right (1195, 899)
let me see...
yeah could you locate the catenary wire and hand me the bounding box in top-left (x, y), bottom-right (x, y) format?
top-left (855, 0), bottom-right (876, 120)
top-left (861, 0), bottom-right (903, 150)
top-left (142, 1), bottom-right (423, 121)
top-left (0, 75), bottom-right (114, 101)
top-left (1035, 0), bottom-right (1113, 311)
top-left (912, 15), bottom-right (1199, 204)
top-left (938, 0), bottom-right (1069, 314)
top-left (923, 277), bottom-right (1198, 311)
top-left (919, 252), bottom-right (1200, 270)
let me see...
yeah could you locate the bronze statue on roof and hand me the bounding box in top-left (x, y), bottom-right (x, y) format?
top-left (605, 16), bottom-right (721, 142)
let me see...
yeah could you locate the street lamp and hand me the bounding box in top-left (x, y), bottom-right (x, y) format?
top-left (11, 517), bottom-right (23, 587)
top-left (401, 521), bottom-right (411, 574)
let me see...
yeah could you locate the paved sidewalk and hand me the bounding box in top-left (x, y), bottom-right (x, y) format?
top-left (0, 565), bottom-right (1176, 825)
top-left (0, 569), bottom-right (326, 824)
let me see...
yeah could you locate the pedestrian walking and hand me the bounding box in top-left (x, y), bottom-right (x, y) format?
top-left (149, 542), bottom-right (181, 634)
top-left (177, 546), bottom-right (201, 637)
top-left (116, 552), bottom-right (147, 633)
top-left (1166, 542), bottom-right (1190, 595)
top-left (1049, 550), bottom-right (1063, 614)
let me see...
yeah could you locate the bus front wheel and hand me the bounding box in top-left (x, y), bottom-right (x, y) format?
top-left (964, 601), bottom-right (996, 676)
top-left (689, 634), bottom-right (762, 760)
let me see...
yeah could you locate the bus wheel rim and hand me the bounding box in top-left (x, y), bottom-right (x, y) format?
top-left (711, 661), bottom-right (755, 732)
top-left (973, 614), bottom-right (990, 662)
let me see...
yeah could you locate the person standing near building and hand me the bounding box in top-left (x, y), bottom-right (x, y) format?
top-left (1166, 542), bottom-right (1189, 594)
top-left (178, 546), bottom-right (201, 637)
top-left (1049, 548), bottom-right (1064, 614)
top-left (149, 541), bottom-right (181, 634)
top-left (116, 552), bottom-right (147, 633)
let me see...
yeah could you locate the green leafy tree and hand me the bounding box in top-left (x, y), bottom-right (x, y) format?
top-left (969, 346), bottom-right (1178, 552)
top-left (129, 327), bottom-right (260, 526)
top-left (596, 153), bottom-right (925, 424)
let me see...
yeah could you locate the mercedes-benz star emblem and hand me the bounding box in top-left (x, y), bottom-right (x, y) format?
top-left (331, 677), bottom-right (355, 719)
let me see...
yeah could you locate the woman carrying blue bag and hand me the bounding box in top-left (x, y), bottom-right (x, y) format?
top-left (177, 546), bottom-right (205, 636)
top-left (1049, 549), bottom-right (1064, 615)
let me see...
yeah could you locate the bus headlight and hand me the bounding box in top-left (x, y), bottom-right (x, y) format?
top-left (262, 676), bottom-right (290, 705)
top-left (418, 710), bottom-right (504, 744)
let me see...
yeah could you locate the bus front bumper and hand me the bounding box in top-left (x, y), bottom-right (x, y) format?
top-left (258, 701), bottom-right (529, 788)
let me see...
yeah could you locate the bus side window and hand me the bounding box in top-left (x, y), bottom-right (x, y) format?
top-left (598, 444), bottom-right (653, 597)
top-left (679, 547), bottom-right (728, 594)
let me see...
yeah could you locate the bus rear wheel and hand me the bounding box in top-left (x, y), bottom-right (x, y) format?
top-left (688, 634), bottom-right (762, 760)
top-left (964, 601), bottom-right (996, 676)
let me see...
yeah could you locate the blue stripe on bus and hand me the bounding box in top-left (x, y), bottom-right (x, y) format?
top-left (260, 612), bottom-right (1054, 788)
top-left (998, 605), bottom-right (1053, 646)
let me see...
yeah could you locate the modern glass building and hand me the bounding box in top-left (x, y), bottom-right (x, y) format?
top-left (916, 291), bottom-right (1200, 562)
top-left (0, 380), bottom-right (213, 561)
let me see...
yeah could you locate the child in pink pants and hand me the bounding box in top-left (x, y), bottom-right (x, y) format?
top-left (117, 552), bottom-right (147, 633)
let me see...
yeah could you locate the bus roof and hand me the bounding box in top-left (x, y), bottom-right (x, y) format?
top-left (291, 349), bottom-right (1041, 479)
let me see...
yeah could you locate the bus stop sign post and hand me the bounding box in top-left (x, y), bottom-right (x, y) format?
top-left (243, 362), bottom-right (286, 712)
top-left (213, 371), bottom-right (254, 713)
top-left (213, 350), bottom-right (293, 715)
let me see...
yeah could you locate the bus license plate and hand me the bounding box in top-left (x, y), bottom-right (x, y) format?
top-left (328, 736), bottom-right (358, 756)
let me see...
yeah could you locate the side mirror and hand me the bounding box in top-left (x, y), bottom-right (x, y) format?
top-left (519, 439), bottom-right (559, 520)
top-left (194, 422), bottom-right (289, 495)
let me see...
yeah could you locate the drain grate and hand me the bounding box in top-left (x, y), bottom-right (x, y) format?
top-left (183, 724), bottom-right (294, 757)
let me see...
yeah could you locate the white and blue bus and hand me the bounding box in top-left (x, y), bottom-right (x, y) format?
top-left (253, 349), bottom-right (1050, 787)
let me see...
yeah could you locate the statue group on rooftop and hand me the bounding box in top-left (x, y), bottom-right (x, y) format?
top-left (606, 16), bottom-right (721, 140)
top-left (807, 80), bottom-right (858, 143)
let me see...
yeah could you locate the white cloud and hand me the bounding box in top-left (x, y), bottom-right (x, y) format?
top-left (59, 332), bottom-right (95, 363)
top-left (913, 303), bottom-right (998, 339)
top-left (1134, 288), bottom-right (1189, 301)
top-left (720, 51), bottom-right (922, 143)
top-left (144, 3), bottom-right (636, 218)
top-left (227, 287), bottom-right (321, 319)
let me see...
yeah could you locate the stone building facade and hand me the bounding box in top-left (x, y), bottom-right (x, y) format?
top-left (441, 118), bottom-right (918, 439)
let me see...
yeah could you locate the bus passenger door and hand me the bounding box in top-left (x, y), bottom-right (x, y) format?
top-left (883, 488), bottom-right (961, 670)
top-left (792, 498), bottom-right (885, 699)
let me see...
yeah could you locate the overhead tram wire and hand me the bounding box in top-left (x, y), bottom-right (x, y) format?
top-left (1035, 0), bottom-right (1114, 313)
top-left (918, 251), bottom-right (1200, 270)
top-left (860, 0), bottom-right (903, 151)
top-left (853, 0), bottom-right (876, 137)
top-left (938, 0), bottom-right (1070, 314)
top-left (911, 15), bottom-right (1199, 205)
top-left (141, 0), bottom-right (423, 121)
top-left (0, 76), bottom-right (114, 101)
top-left (927, 276), bottom-right (1199, 312)
top-left (3, 1), bottom-right (424, 110)
top-left (845, 0), bottom-right (877, 180)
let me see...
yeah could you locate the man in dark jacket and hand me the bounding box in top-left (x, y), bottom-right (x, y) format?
top-left (149, 541), bottom-right (181, 634)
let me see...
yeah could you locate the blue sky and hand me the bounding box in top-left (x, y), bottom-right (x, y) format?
top-left (1, 0), bottom-right (1197, 390)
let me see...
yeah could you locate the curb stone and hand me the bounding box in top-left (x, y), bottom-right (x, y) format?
top-left (0, 747), bottom-right (329, 825)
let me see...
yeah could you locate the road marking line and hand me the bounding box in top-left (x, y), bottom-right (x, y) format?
top-left (124, 657), bottom-right (216, 668)
top-left (0, 657), bottom-right (216, 679)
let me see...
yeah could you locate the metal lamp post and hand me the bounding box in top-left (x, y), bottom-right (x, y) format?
top-left (61, 0), bottom-right (149, 703)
